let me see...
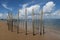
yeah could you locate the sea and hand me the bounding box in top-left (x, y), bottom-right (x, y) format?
top-left (17, 19), bottom-right (60, 31)
top-left (44, 19), bottom-right (60, 31)
top-left (1, 19), bottom-right (60, 31)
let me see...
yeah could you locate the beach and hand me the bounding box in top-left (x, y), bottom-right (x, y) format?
top-left (0, 21), bottom-right (60, 40)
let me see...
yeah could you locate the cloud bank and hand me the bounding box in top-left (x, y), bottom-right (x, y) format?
top-left (19, 1), bottom-right (56, 19)
top-left (0, 1), bottom-right (60, 19)
top-left (19, 4), bottom-right (40, 19)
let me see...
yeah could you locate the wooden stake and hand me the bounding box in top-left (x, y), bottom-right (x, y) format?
top-left (17, 10), bottom-right (19, 34)
top-left (10, 12), bottom-right (13, 32)
top-left (40, 9), bottom-right (44, 35)
top-left (7, 12), bottom-right (10, 31)
top-left (25, 8), bottom-right (27, 35)
top-left (40, 9), bottom-right (42, 35)
top-left (32, 8), bottom-right (35, 35)
top-left (7, 12), bottom-right (13, 32)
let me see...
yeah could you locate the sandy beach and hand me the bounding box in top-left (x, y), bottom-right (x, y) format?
top-left (0, 21), bottom-right (60, 40)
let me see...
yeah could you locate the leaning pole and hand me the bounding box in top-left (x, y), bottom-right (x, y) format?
top-left (25, 8), bottom-right (27, 35)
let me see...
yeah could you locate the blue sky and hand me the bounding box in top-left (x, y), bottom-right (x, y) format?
top-left (0, 0), bottom-right (60, 19)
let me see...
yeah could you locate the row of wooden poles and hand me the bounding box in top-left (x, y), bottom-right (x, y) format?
top-left (7, 8), bottom-right (44, 35)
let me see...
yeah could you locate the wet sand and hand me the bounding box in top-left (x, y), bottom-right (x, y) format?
top-left (0, 21), bottom-right (60, 40)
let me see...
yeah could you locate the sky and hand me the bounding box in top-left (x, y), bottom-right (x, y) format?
top-left (0, 0), bottom-right (60, 19)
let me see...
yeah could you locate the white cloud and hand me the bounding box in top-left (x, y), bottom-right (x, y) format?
top-left (43, 1), bottom-right (55, 13)
top-left (27, 4), bottom-right (40, 14)
top-left (44, 10), bottom-right (60, 19)
top-left (19, 1), bottom-right (56, 19)
top-left (0, 13), bottom-right (8, 19)
top-left (19, 4), bottom-right (40, 19)
top-left (4, 13), bottom-right (8, 19)
top-left (0, 13), bottom-right (3, 17)
top-left (22, 3), bottom-right (28, 8)
top-left (50, 10), bottom-right (60, 18)
top-left (2, 4), bottom-right (12, 11)
top-left (52, 10), bottom-right (60, 16)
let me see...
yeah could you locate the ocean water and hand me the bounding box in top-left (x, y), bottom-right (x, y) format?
top-left (13, 19), bottom-right (60, 31)
top-left (44, 19), bottom-right (60, 31)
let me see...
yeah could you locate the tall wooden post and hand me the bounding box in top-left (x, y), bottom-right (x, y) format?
top-left (7, 12), bottom-right (10, 31)
top-left (7, 12), bottom-right (13, 32)
top-left (32, 8), bottom-right (35, 35)
top-left (42, 9), bottom-right (44, 35)
top-left (17, 10), bottom-right (19, 34)
top-left (40, 9), bottom-right (44, 35)
top-left (25, 8), bottom-right (27, 35)
top-left (10, 12), bottom-right (13, 32)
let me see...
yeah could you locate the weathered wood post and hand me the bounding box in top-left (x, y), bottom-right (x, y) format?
top-left (42, 9), bottom-right (44, 35)
top-left (40, 9), bottom-right (44, 35)
top-left (17, 9), bottom-right (19, 34)
top-left (7, 12), bottom-right (13, 32)
top-left (25, 8), bottom-right (27, 35)
top-left (10, 12), bottom-right (13, 32)
top-left (40, 10), bottom-right (42, 35)
top-left (32, 8), bottom-right (35, 35)
top-left (7, 12), bottom-right (10, 31)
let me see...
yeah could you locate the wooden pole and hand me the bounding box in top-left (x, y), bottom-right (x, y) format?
top-left (25, 8), bottom-right (27, 35)
top-left (42, 9), bottom-right (44, 35)
top-left (10, 12), bottom-right (13, 32)
top-left (40, 9), bottom-right (44, 35)
top-left (40, 9), bottom-right (43, 35)
top-left (7, 12), bottom-right (13, 32)
top-left (32, 8), bottom-right (35, 35)
top-left (17, 10), bottom-right (19, 34)
top-left (7, 12), bottom-right (10, 31)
